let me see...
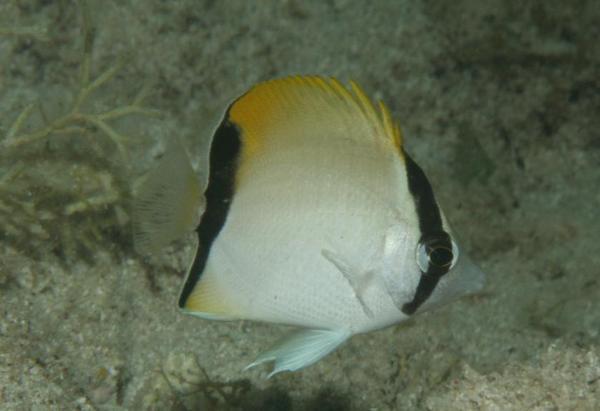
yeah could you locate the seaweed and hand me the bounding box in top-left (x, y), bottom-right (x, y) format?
top-left (134, 352), bottom-right (252, 411)
top-left (0, 24), bottom-right (49, 42)
top-left (0, 0), bottom-right (159, 263)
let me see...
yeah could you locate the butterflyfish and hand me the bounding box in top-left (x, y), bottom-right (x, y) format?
top-left (133, 76), bottom-right (486, 377)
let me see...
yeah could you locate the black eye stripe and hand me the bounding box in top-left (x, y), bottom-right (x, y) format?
top-left (403, 152), bottom-right (443, 234)
top-left (401, 151), bottom-right (452, 316)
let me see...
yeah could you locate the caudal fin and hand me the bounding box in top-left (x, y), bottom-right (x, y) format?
top-left (132, 140), bottom-right (205, 254)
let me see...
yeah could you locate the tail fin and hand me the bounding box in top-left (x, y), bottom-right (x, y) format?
top-left (132, 140), bottom-right (205, 254)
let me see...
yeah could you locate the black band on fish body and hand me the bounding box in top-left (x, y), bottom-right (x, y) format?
top-left (401, 151), bottom-right (453, 316)
top-left (178, 111), bottom-right (242, 308)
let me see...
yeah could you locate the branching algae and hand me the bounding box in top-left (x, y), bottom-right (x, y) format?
top-left (0, 0), bottom-right (158, 262)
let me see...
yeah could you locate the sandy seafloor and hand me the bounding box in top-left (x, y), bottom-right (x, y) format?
top-left (1, 1), bottom-right (599, 410)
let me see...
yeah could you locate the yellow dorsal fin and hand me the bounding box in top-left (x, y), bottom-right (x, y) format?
top-left (228, 76), bottom-right (403, 158)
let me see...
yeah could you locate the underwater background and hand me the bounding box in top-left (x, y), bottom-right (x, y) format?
top-left (1, 0), bottom-right (599, 409)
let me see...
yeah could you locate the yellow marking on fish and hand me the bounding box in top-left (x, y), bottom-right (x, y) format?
top-left (228, 76), bottom-right (403, 162)
top-left (184, 274), bottom-right (238, 318)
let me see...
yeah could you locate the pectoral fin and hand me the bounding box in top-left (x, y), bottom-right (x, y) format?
top-left (245, 329), bottom-right (351, 378)
top-left (321, 248), bottom-right (374, 318)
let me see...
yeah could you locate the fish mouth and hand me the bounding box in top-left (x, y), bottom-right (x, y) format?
top-left (453, 251), bottom-right (487, 296)
top-left (410, 250), bottom-right (487, 315)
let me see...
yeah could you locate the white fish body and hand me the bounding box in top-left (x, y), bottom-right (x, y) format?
top-left (133, 76), bottom-right (486, 377)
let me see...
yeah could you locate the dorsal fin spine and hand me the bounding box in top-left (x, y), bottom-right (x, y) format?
top-left (379, 100), bottom-right (403, 150)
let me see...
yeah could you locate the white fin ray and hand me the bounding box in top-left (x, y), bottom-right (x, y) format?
top-left (244, 329), bottom-right (351, 378)
top-left (133, 139), bottom-right (205, 254)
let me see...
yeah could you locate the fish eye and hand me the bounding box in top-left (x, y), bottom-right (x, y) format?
top-left (416, 233), bottom-right (459, 275)
top-left (429, 246), bottom-right (453, 267)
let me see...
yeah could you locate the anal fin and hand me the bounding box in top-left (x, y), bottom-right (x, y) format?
top-left (245, 329), bottom-right (351, 378)
top-left (181, 267), bottom-right (240, 321)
